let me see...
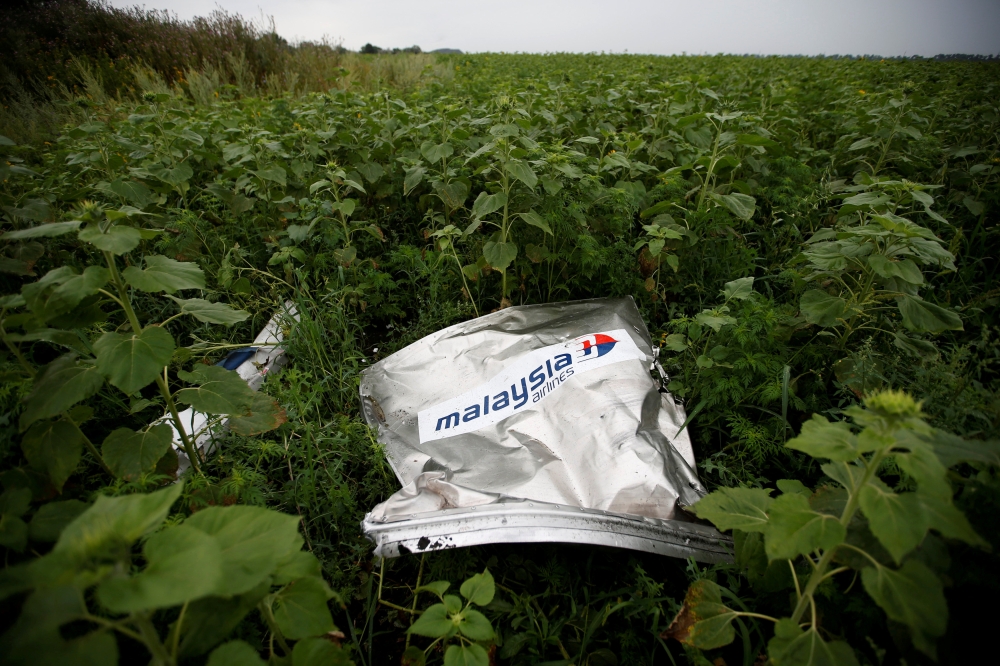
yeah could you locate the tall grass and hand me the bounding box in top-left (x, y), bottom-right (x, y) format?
top-left (0, 0), bottom-right (452, 143)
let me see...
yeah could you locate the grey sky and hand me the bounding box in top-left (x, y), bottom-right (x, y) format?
top-left (107, 0), bottom-right (1000, 56)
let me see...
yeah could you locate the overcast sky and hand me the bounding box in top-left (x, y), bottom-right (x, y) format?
top-left (107, 0), bottom-right (1000, 56)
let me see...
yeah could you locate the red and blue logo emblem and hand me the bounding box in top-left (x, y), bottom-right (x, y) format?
top-left (576, 333), bottom-right (618, 360)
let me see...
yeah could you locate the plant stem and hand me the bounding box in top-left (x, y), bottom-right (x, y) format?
top-left (65, 413), bottom-right (114, 476)
top-left (406, 553), bottom-right (426, 648)
top-left (133, 613), bottom-right (175, 666)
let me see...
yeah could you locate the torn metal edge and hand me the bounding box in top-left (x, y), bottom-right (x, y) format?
top-left (362, 501), bottom-right (734, 563)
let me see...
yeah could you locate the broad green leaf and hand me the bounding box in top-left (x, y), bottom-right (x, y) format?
top-left (786, 414), bottom-right (861, 461)
top-left (483, 241), bottom-right (517, 271)
top-left (694, 310), bottom-right (736, 331)
top-left (0, 514), bottom-right (28, 552)
top-left (101, 424), bottom-right (173, 480)
top-left (330, 198), bottom-right (356, 217)
top-left (402, 645), bottom-right (427, 666)
top-left (459, 568), bottom-right (495, 606)
top-left (764, 493), bottom-right (846, 560)
top-left (94, 326), bottom-right (175, 394)
top-left (104, 179), bottom-right (153, 207)
top-left (444, 644), bottom-right (489, 666)
top-left (183, 505), bottom-right (303, 595)
top-left (723, 277), bottom-right (754, 301)
top-left (897, 295), bottom-right (962, 334)
top-left (54, 483), bottom-right (183, 564)
top-left (923, 428), bottom-right (1000, 467)
top-left (168, 296), bottom-right (249, 325)
top-left (22, 265), bottom-right (109, 322)
top-left (206, 641), bottom-right (266, 666)
top-left (403, 166), bottom-right (426, 195)
top-left (78, 224), bottom-right (142, 254)
top-left (27, 500), bottom-right (88, 542)
top-left (505, 160), bottom-right (538, 189)
top-left (123, 255), bottom-right (205, 293)
top-left (861, 560), bottom-right (945, 657)
top-left (97, 523), bottom-right (222, 612)
top-left (228, 393), bottom-right (287, 436)
top-left (416, 580), bottom-right (451, 599)
top-left (800, 290), bottom-right (846, 327)
top-left (471, 190), bottom-right (507, 219)
top-left (776, 479), bottom-right (811, 497)
top-left (272, 576), bottom-right (335, 640)
top-left (1, 221), bottom-right (82, 240)
top-left (291, 637), bottom-right (353, 666)
top-left (662, 579), bottom-right (739, 650)
top-left (711, 192), bottom-right (756, 220)
top-left (457, 608), bottom-right (494, 640)
top-left (893, 330), bottom-right (938, 358)
top-left (917, 492), bottom-right (987, 547)
top-left (691, 487), bottom-right (773, 533)
top-left (518, 210), bottom-right (552, 234)
top-left (255, 166), bottom-right (286, 186)
top-left (0, 586), bottom-right (118, 664)
top-left (858, 481), bottom-right (928, 563)
top-left (408, 603), bottom-right (454, 637)
top-left (177, 580), bottom-right (270, 658)
top-left (272, 550), bottom-right (322, 585)
top-left (421, 141), bottom-right (454, 163)
top-left (150, 162), bottom-right (194, 186)
top-left (436, 180), bottom-right (469, 208)
top-left (767, 619), bottom-right (859, 666)
top-left (868, 255), bottom-right (923, 284)
top-left (0, 488), bottom-right (31, 518)
top-left (176, 365), bottom-right (254, 415)
top-left (21, 420), bottom-right (83, 491)
top-left (20, 355), bottom-right (104, 430)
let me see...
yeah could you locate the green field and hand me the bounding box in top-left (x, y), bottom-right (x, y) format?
top-left (1, 31), bottom-right (999, 666)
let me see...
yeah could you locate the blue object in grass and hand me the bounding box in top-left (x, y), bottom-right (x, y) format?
top-left (217, 347), bottom-right (258, 370)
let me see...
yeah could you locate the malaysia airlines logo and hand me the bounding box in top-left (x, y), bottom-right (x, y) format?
top-left (417, 329), bottom-right (646, 443)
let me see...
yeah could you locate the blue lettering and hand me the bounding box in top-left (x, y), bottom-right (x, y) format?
top-left (554, 353), bottom-right (572, 370)
top-left (529, 366), bottom-right (546, 390)
top-left (492, 391), bottom-right (510, 410)
top-left (436, 412), bottom-right (460, 431)
top-left (463, 404), bottom-right (481, 422)
top-left (511, 378), bottom-right (529, 409)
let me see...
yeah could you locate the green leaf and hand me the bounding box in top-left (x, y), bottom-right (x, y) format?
top-left (255, 166), bottom-right (286, 186)
top-left (897, 295), bottom-right (962, 334)
top-left (1, 221), bottom-right (82, 240)
top-left (104, 179), bottom-right (154, 208)
top-left (663, 579), bottom-right (739, 650)
top-left (101, 424), bottom-right (173, 480)
top-left (402, 645), bottom-right (427, 666)
top-left (97, 523), bottom-right (223, 612)
top-left (22, 265), bottom-right (109, 322)
top-left (722, 277), bottom-right (754, 301)
top-left (272, 550), bottom-right (322, 585)
top-left (27, 500), bottom-right (88, 542)
top-left (177, 581), bottom-right (270, 657)
top-left (0, 514), bottom-right (28, 552)
top-left (206, 640), bottom-right (266, 666)
top-left (78, 223), bottom-right (142, 254)
top-left (416, 580), bottom-right (451, 600)
top-left (868, 255), bottom-right (923, 284)
top-left (94, 326), bottom-right (175, 394)
top-left (457, 608), bottom-right (494, 640)
top-left (776, 479), bottom-right (811, 497)
top-left (151, 162), bottom-right (194, 186)
top-left (800, 290), bottom-right (846, 327)
top-left (408, 603), bottom-right (454, 637)
top-left (517, 210), bottom-right (552, 235)
top-left (893, 331), bottom-right (938, 358)
top-left (505, 160), bottom-right (538, 189)
top-left (421, 141), bottom-right (454, 163)
top-left (459, 568), bottom-right (495, 606)
top-left (764, 493), bottom-right (846, 560)
top-left (54, 483), bottom-right (183, 564)
top-left (20, 354), bottom-right (104, 430)
top-left (167, 296), bottom-right (249, 325)
top-left (786, 414), bottom-right (861, 461)
top-left (176, 365), bottom-right (254, 415)
top-left (183, 505), bottom-right (303, 595)
top-left (123, 255), bottom-right (205, 293)
top-left (861, 560), bottom-right (946, 657)
top-left (691, 487), bottom-right (773, 533)
top-left (292, 637), bottom-right (353, 666)
top-left (923, 428), bottom-right (1000, 467)
top-left (228, 393), bottom-right (287, 436)
top-left (767, 619), bottom-right (859, 666)
top-left (916, 492), bottom-right (988, 547)
top-left (444, 644), bottom-right (489, 666)
top-left (21, 420), bottom-right (83, 491)
top-left (403, 166), bottom-right (426, 195)
top-left (471, 190), bottom-right (507, 219)
top-left (482, 241), bottom-right (518, 271)
top-left (272, 576), bottom-right (335, 640)
top-left (858, 481), bottom-right (928, 563)
top-left (710, 192), bottom-right (756, 220)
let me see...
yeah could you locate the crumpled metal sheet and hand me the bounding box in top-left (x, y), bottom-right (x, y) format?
top-left (359, 297), bottom-right (731, 562)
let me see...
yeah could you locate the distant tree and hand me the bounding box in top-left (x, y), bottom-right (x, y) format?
top-left (360, 42), bottom-right (381, 54)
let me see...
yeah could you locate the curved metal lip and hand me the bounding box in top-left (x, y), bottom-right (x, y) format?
top-left (362, 500), bottom-right (733, 563)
